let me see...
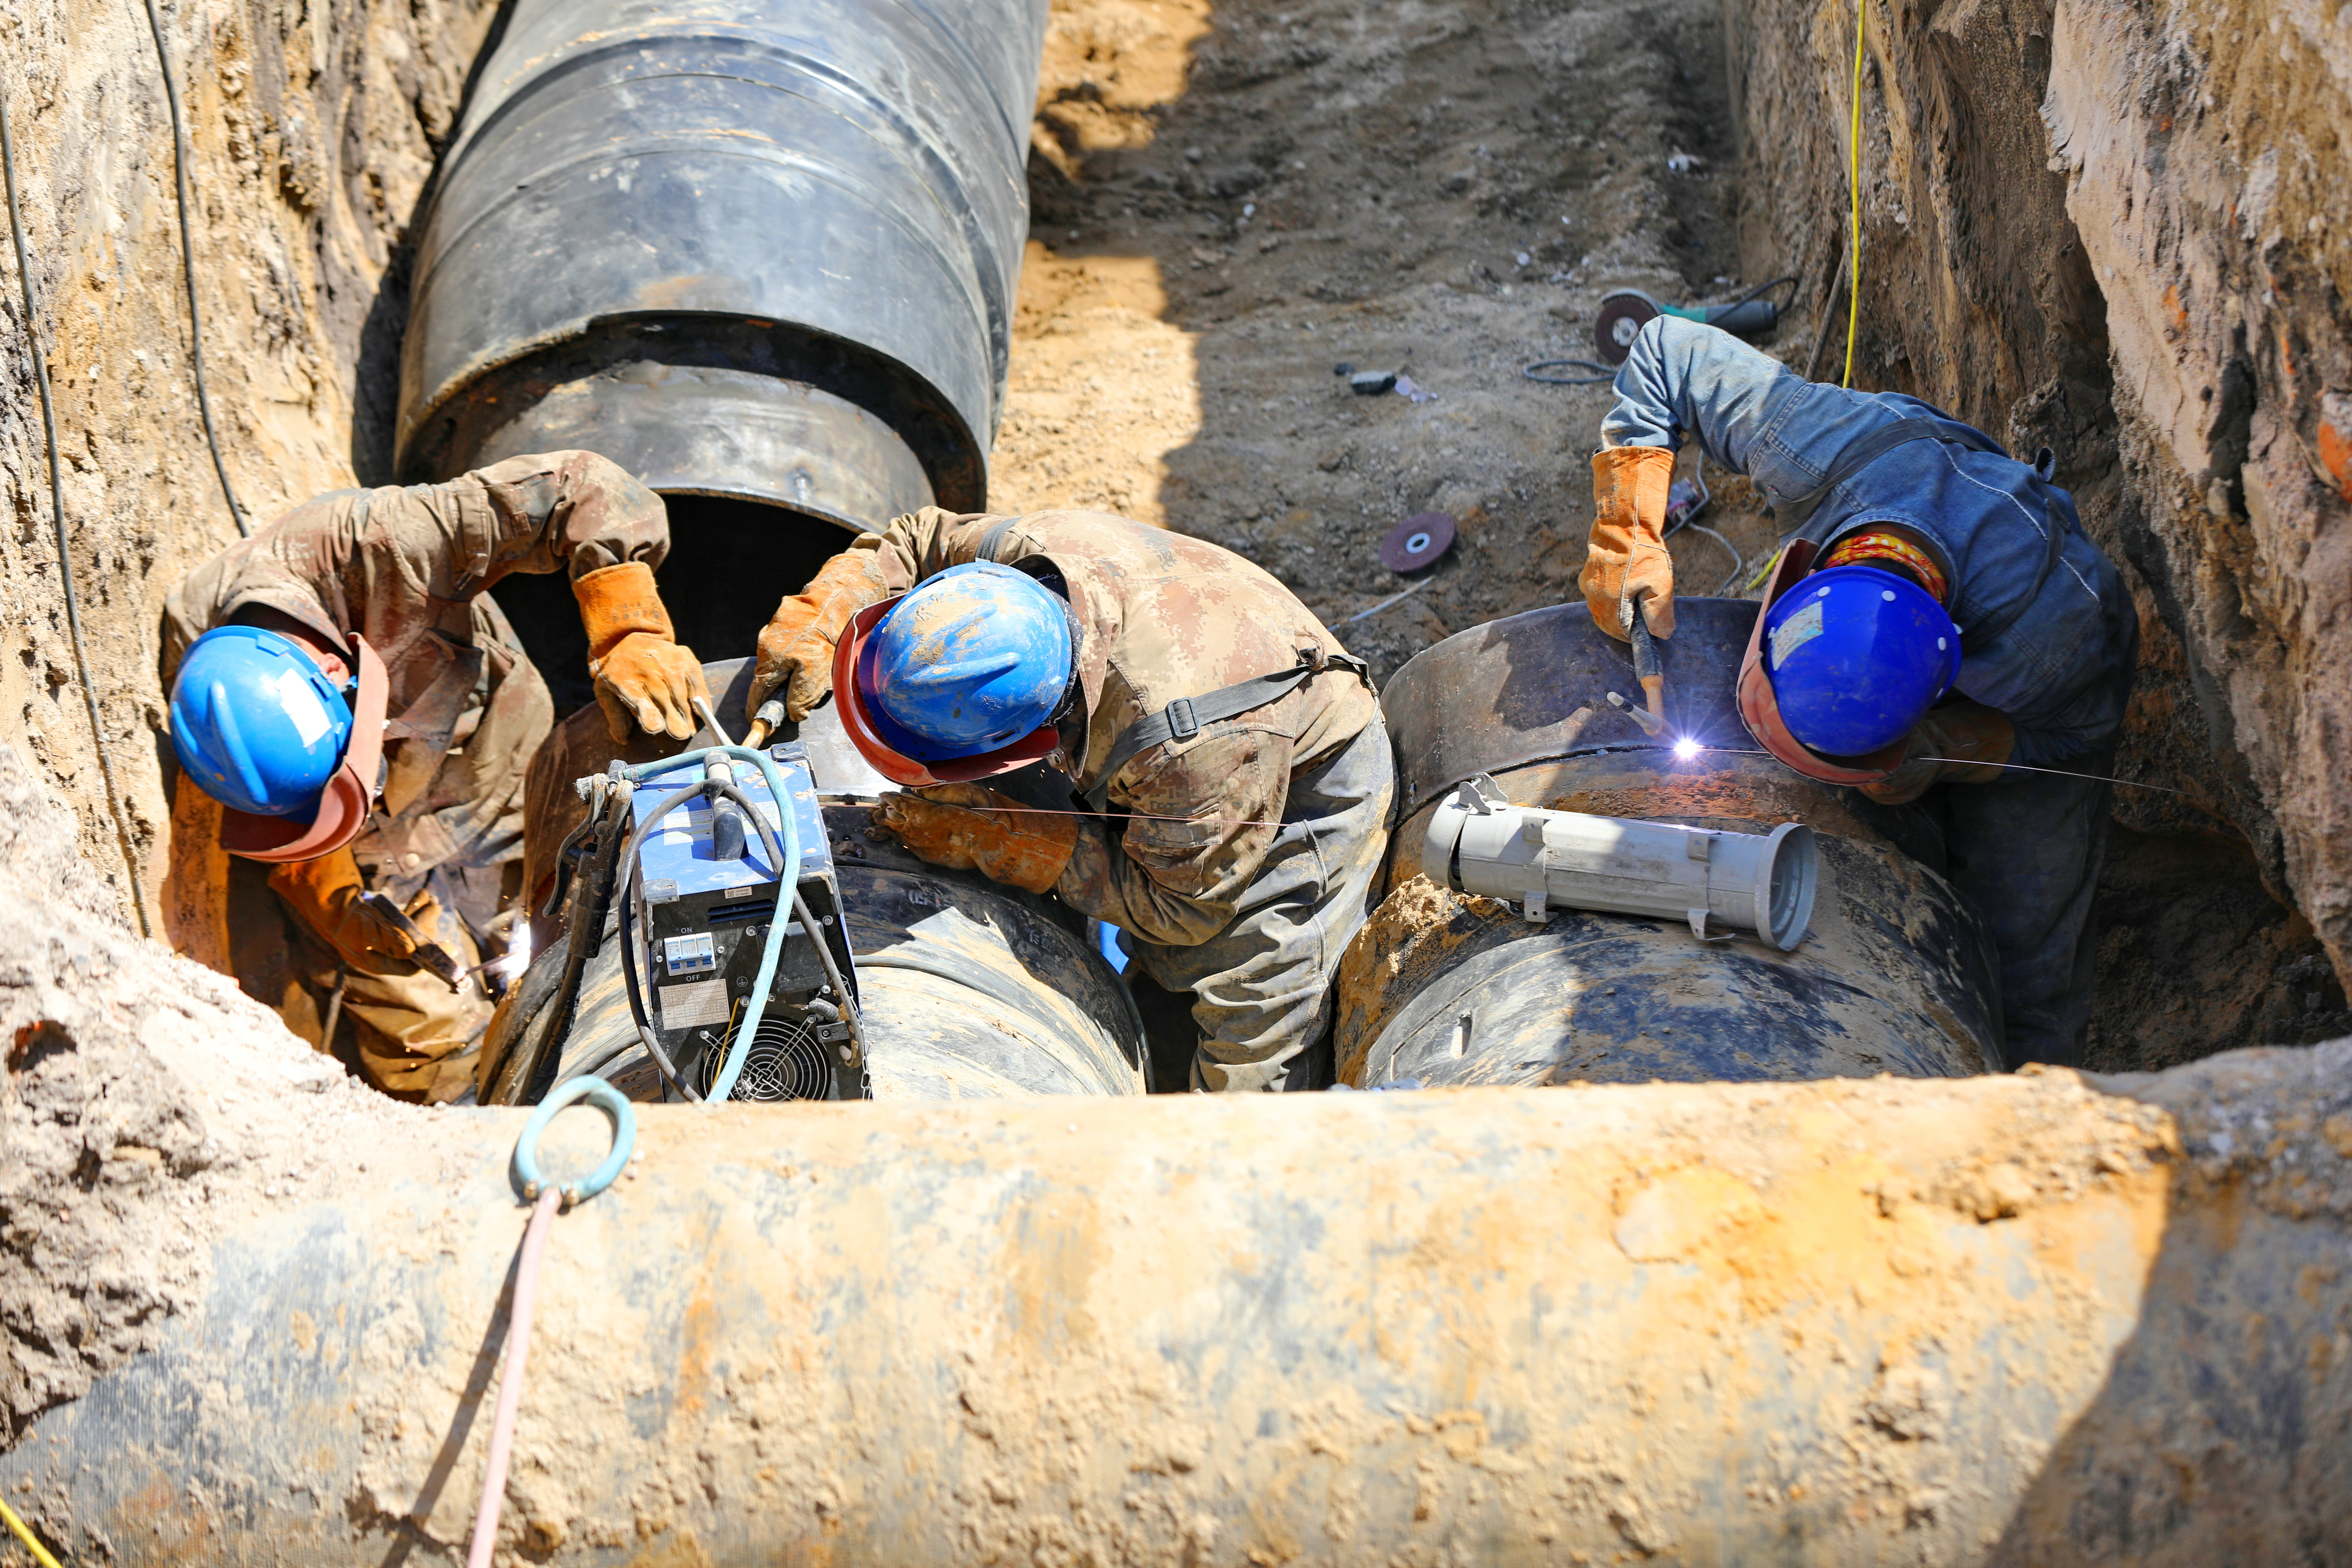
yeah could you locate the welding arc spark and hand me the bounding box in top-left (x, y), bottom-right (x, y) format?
top-left (1672, 737), bottom-right (1702, 760)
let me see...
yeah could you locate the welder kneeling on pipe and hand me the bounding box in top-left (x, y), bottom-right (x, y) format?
top-left (747, 509), bottom-right (1393, 1091)
top-left (1582, 318), bottom-right (2137, 1067)
top-left (162, 453), bottom-right (709, 1101)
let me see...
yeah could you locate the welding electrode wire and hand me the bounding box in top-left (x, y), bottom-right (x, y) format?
top-left (144, 0), bottom-right (248, 537)
top-left (1, 94), bottom-right (153, 937)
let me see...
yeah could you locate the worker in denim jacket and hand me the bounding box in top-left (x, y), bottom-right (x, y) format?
top-left (1582, 317), bottom-right (2137, 1066)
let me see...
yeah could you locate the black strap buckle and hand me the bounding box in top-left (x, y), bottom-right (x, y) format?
top-left (1164, 695), bottom-right (1199, 741)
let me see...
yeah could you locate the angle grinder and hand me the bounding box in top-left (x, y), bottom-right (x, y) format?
top-left (1591, 276), bottom-right (1796, 366)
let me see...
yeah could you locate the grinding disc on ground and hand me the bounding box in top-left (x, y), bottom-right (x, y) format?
top-left (1381, 512), bottom-right (1455, 573)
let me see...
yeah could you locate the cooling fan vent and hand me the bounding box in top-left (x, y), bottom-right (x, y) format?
top-left (704, 1015), bottom-right (832, 1102)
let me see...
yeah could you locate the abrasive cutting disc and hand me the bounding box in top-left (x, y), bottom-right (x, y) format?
top-left (1381, 512), bottom-right (1455, 573)
top-left (1593, 289), bottom-right (1664, 365)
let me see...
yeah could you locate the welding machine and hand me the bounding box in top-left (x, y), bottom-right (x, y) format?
top-left (625, 740), bottom-right (864, 1101)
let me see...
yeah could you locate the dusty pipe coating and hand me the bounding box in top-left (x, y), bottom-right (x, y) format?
top-left (3, 1046), bottom-right (2347, 1564)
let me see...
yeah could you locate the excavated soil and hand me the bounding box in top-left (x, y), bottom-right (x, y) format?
top-left (999, 0), bottom-right (2347, 1066)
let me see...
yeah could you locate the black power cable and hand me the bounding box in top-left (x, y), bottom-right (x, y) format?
top-left (143, 0), bottom-right (248, 537)
top-left (0, 94), bottom-right (153, 936)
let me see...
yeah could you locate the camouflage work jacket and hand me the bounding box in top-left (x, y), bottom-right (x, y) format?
top-left (858, 507), bottom-right (1379, 947)
top-left (161, 452), bottom-right (671, 896)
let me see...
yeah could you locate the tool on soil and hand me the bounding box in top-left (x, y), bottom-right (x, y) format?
top-left (1337, 582), bottom-right (1428, 627)
top-left (1, 93), bottom-right (150, 937)
top-left (468, 1075), bottom-right (635, 1568)
top-left (1380, 511), bottom-right (1455, 572)
top-left (143, 0), bottom-right (248, 538)
top-left (1591, 276), bottom-right (1798, 366)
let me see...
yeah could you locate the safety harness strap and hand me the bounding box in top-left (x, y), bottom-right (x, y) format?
top-left (973, 516), bottom-right (1023, 564)
top-left (1083, 650), bottom-right (1372, 813)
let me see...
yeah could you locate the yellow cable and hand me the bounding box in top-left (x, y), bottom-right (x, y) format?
top-left (0, 1497), bottom-right (63, 1568)
top-left (1842, 0), bottom-right (1867, 387)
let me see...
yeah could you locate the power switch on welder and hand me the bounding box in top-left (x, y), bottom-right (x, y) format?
top-left (663, 932), bottom-right (718, 976)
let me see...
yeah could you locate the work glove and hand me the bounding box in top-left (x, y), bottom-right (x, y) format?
top-left (748, 548), bottom-right (894, 724)
top-left (574, 560), bottom-right (710, 742)
top-left (1858, 700), bottom-right (2017, 806)
top-left (268, 846), bottom-right (440, 978)
top-left (868, 783), bottom-right (1079, 895)
top-left (1579, 445), bottom-right (1678, 642)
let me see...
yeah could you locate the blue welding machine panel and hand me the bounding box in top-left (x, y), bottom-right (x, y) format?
top-left (629, 747), bottom-right (833, 897)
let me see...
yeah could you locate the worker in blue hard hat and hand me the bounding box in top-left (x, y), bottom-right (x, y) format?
top-left (746, 510), bottom-right (1390, 1092)
top-left (1579, 316), bottom-right (2137, 1067)
top-left (162, 451), bottom-right (708, 1101)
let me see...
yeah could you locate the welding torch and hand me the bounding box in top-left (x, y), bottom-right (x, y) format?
top-left (1605, 591), bottom-right (1670, 738)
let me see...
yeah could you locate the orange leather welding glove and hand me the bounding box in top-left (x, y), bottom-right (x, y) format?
top-left (748, 549), bottom-right (894, 724)
top-left (869, 783), bottom-right (1078, 895)
top-left (1580, 445), bottom-right (1678, 641)
top-left (1859, 700), bottom-right (2017, 805)
top-left (268, 846), bottom-right (438, 978)
top-left (574, 561), bottom-right (710, 743)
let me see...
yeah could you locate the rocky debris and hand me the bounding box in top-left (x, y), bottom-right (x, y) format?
top-left (0, 738), bottom-right (413, 1444)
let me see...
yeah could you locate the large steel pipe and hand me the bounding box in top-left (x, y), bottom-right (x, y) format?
top-left (1341, 600), bottom-right (2003, 1086)
top-left (4, 1046), bottom-right (2346, 1564)
top-left (396, 0), bottom-right (1047, 513)
top-left (393, 0), bottom-right (1049, 697)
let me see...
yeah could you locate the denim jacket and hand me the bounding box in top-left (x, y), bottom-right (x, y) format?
top-left (1602, 318), bottom-right (2135, 765)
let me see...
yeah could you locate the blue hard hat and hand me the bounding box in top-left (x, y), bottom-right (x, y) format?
top-left (169, 625), bottom-right (355, 817)
top-left (858, 562), bottom-right (1073, 762)
top-left (1762, 565), bottom-right (1961, 757)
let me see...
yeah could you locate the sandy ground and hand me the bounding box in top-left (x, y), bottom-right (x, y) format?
top-left (990, 0), bottom-right (1786, 691)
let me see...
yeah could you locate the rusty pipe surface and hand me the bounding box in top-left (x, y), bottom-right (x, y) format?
top-left (4, 1045), bottom-right (2348, 1565)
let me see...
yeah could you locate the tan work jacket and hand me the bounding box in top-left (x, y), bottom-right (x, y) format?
top-left (161, 452), bottom-right (671, 896)
top-left (856, 507), bottom-right (1379, 947)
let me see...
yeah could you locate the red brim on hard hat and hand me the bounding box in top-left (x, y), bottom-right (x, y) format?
top-left (832, 598), bottom-right (1062, 788)
top-left (1736, 540), bottom-right (1907, 786)
top-left (220, 633), bottom-right (391, 863)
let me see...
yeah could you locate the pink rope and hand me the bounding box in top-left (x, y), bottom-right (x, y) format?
top-left (468, 1187), bottom-right (562, 1568)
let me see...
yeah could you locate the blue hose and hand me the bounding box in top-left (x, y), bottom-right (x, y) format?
top-left (622, 746), bottom-right (803, 1104)
top-left (513, 1074), bottom-right (636, 1203)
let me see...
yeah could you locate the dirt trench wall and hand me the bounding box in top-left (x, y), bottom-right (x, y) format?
top-left (1724, 0), bottom-right (2352, 1057)
top-left (0, 0), bottom-right (499, 931)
